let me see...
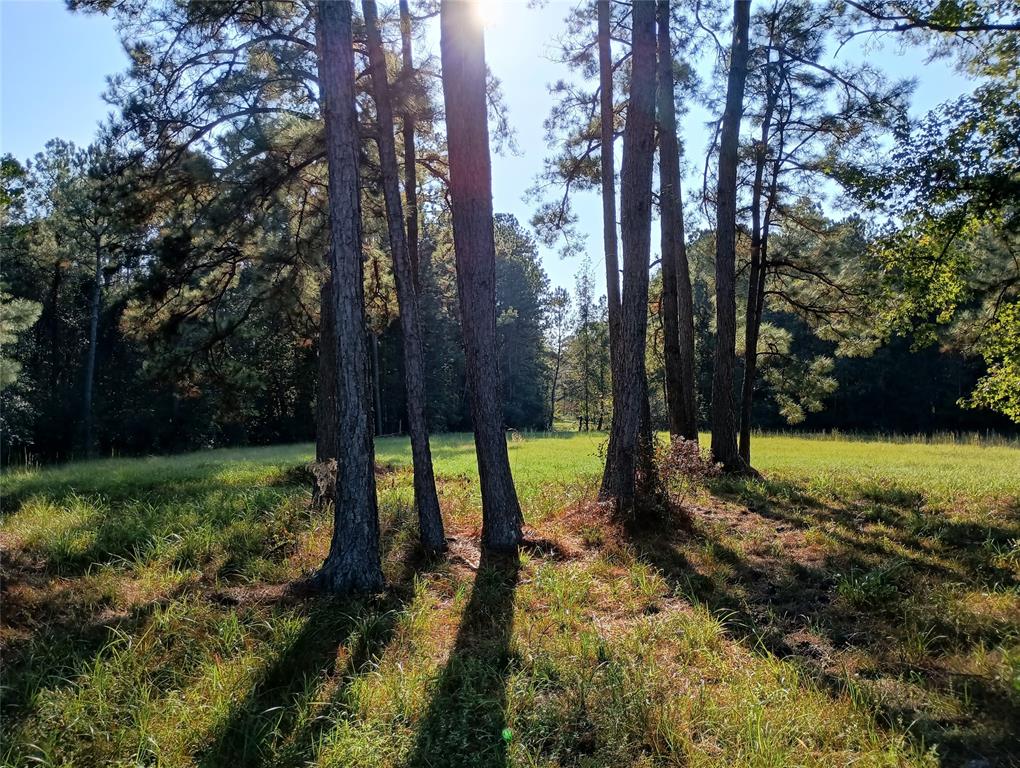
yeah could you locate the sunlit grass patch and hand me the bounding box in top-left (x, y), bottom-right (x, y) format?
top-left (1, 432), bottom-right (1017, 766)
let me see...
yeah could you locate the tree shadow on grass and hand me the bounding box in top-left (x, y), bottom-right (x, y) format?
top-left (628, 475), bottom-right (1020, 767)
top-left (0, 490), bottom-right (431, 767)
top-left (1, 463), bottom-right (314, 579)
top-left (405, 549), bottom-right (520, 768)
top-left (0, 467), bottom-right (316, 744)
top-left (721, 476), bottom-right (1020, 588)
top-left (193, 521), bottom-right (440, 768)
top-left (0, 593), bottom-right (178, 741)
top-left (195, 593), bottom-right (403, 768)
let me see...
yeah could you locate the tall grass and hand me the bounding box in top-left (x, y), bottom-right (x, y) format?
top-left (1, 432), bottom-right (1017, 767)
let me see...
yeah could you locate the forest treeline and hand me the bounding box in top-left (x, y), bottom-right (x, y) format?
top-left (1, 0), bottom-right (1018, 584)
top-left (2, 1), bottom-right (1016, 466)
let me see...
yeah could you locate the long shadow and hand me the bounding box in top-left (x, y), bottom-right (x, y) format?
top-left (0, 460), bottom-right (313, 746)
top-left (1, 471), bottom-right (314, 580)
top-left (721, 477), bottom-right (1019, 588)
top-left (640, 529), bottom-right (973, 764)
top-left (0, 464), bottom-right (314, 740)
top-left (644, 471), bottom-right (1020, 762)
top-left (0, 594), bottom-right (176, 742)
top-left (195, 594), bottom-right (402, 768)
top-left (406, 549), bottom-right (520, 768)
top-left (1, 460), bottom-right (288, 515)
top-left (194, 517), bottom-right (435, 768)
top-left (629, 476), bottom-right (1020, 767)
top-left (0, 464), bottom-right (429, 767)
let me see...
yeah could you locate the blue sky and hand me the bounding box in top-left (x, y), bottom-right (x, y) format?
top-left (1, 1), bottom-right (127, 155)
top-left (1, 0), bottom-right (975, 293)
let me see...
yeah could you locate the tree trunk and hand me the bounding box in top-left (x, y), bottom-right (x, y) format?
top-left (548, 336), bottom-right (562, 430)
top-left (49, 260), bottom-right (62, 395)
top-left (363, 0), bottom-right (446, 554)
top-left (314, 0), bottom-right (383, 593)
top-left (738, 67), bottom-right (779, 466)
top-left (82, 244), bottom-right (102, 459)
top-left (582, 323), bottom-right (591, 430)
top-left (371, 331), bottom-right (383, 435)
top-left (399, 0), bottom-right (421, 289)
top-left (597, 0), bottom-right (622, 375)
top-left (739, 232), bottom-right (768, 465)
top-left (656, 0), bottom-right (698, 442)
top-left (599, 0), bottom-right (657, 513)
top-left (440, 0), bottom-right (523, 552)
top-left (710, 0), bottom-right (751, 472)
top-left (314, 279), bottom-right (337, 509)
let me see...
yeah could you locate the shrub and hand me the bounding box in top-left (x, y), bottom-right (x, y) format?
top-left (655, 438), bottom-right (721, 511)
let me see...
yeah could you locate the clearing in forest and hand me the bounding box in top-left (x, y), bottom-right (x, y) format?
top-left (1, 433), bottom-right (1018, 767)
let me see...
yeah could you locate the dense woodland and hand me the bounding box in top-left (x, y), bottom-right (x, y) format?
top-left (0, 1), bottom-right (1017, 578)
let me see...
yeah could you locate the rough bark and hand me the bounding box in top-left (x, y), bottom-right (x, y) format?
top-left (710, 0), bottom-right (751, 472)
top-left (363, 0), bottom-right (446, 554)
top-left (738, 65), bottom-right (779, 466)
top-left (398, 0), bottom-right (420, 288)
top-left (82, 243), bottom-right (101, 459)
top-left (313, 279), bottom-right (337, 508)
top-left (314, 0), bottom-right (383, 593)
top-left (599, 0), bottom-right (657, 512)
top-left (656, 0), bottom-right (698, 442)
top-left (440, 0), bottom-right (523, 551)
top-left (371, 331), bottom-right (383, 435)
top-left (597, 0), bottom-right (622, 375)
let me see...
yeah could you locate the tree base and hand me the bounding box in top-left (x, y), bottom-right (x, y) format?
top-left (420, 535), bottom-right (449, 557)
top-left (721, 457), bottom-right (758, 478)
top-left (481, 518), bottom-right (523, 554)
top-left (314, 555), bottom-right (384, 595)
top-left (417, 509), bottom-right (448, 557)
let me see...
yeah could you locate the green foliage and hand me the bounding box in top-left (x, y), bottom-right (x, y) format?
top-left (0, 285), bottom-right (41, 390)
top-left (966, 300), bottom-right (1020, 421)
top-left (493, 215), bottom-right (551, 429)
top-left (835, 14), bottom-right (1020, 421)
top-left (764, 350), bottom-right (838, 426)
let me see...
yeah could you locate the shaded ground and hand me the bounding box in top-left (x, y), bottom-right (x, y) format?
top-left (1, 434), bottom-right (1017, 767)
top-left (633, 475), bottom-right (1020, 766)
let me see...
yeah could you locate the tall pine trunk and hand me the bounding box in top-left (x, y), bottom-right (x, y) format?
top-left (738, 66), bottom-right (779, 466)
top-left (656, 0), bottom-right (698, 442)
top-left (82, 243), bottom-right (101, 459)
top-left (710, 0), bottom-right (751, 472)
top-left (597, 0), bottom-right (622, 375)
top-left (314, 0), bottom-right (383, 593)
top-left (548, 334), bottom-right (563, 430)
top-left (363, 0), bottom-right (446, 554)
top-left (440, 0), bottom-right (523, 552)
top-left (314, 279), bottom-right (337, 509)
top-left (599, 0), bottom-right (657, 513)
top-left (399, 0), bottom-right (420, 289)
top-left (371, 332), bottom-right (383, 435)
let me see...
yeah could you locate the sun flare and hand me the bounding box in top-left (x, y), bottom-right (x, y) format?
top-left (474, 0), bottom-right (506, 29)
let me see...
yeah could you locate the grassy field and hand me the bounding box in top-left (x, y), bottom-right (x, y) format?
top-left (1, 432), bottom-right (1018, 767)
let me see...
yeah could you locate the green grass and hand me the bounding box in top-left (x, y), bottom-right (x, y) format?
top-left (1, 432), bottom-right (1018, 767)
